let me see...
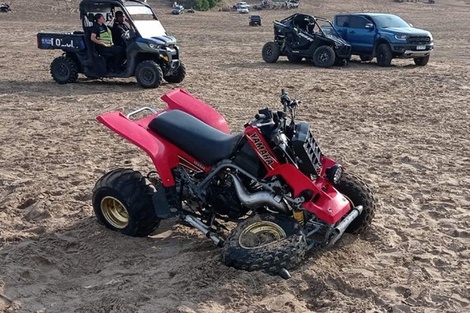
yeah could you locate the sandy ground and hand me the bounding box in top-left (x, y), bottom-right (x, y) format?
top-left (0, 0), bottom-right (469, 312)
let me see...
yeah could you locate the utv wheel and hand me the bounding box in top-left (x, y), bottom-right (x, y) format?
top-left (50, 56), bottom-right (78, 84)
top-left (359, 55), bottom-right (373, 62)
top-left (92, 168), bottom-right (160, 237)
top-left (376, 43), bottom-right (393, 67)
top-left (135, 60), bottom-right (163, 88)
top-left (287, 54), bottom-right (303, 63)
top-left (163, 61), bottom-right (186, 84)
top-left (312, 45), bottom-right (335, 67)
top-left (414, 56), bottom-right (430, 66)
top-left (262, 41), bottom-right (280, 63)
top-left (334, 172), bottom-right (376, 234)
top-left (222, 214), bottom-right (307, 274)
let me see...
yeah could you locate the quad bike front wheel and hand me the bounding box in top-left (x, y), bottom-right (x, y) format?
top-left (50, 56), bottom-right (79, 84)
top-left (92, 168), bottom-right (160, 237)
top-left (135, 60), bottom-right (163, 88)
top-left (222, 214), bottom-right (307, 274)
top-left (312, 45), bottom-right (336, 67)
top-left (163, 61), bottom-right (186, 84)
top-left (334, 172), bottom-right (376, 234)
top-left (262, 41), bottom-right (280, 63)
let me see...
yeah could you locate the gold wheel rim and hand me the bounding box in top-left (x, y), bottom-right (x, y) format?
top-left (101, 196), bottom-right (129, 229)
top-left (239, 221), bottom-right (286, 250)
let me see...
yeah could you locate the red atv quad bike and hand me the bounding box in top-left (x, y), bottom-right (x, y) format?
top-left (92, 88), bottom-right (376, 278)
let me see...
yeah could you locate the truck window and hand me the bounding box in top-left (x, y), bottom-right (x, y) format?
top-left (349, 16), bottom-right (369, 29)
top-left (335, 16), bottom-right (349, 27)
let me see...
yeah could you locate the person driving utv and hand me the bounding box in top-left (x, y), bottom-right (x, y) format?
top-left (91, 13), bottom-right (125, 72)
top-left (112, 11), bottom-right (130, 47)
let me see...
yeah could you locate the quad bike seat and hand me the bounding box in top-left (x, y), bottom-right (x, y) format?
top-left (148, 110), bottom-right (243, 166)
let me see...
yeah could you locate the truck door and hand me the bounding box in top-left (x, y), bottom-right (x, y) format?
top-left (346, 16), bottom-right (375, 54)
top-left (334, 15), bottom-right (349, 40)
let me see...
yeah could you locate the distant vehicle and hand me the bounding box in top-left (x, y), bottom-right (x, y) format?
top-left (187, 7), bottom-right (195, 13)
top-left (0, 2), bottom-right (11, 12)
top-left (37, 0), bottom-right (186, 88)
top-left (238, 4), bottom-right (249, 14)
top-left (233, 1), bottom-right (249, 9)
top-left (262, 13), bottom-right (351, 67)
top-left (172, 5), bottom-right (184, 14)
top-left (333, 13), bottom-right (434, 66)
top-left (249, 15), bottom-right (262, 26)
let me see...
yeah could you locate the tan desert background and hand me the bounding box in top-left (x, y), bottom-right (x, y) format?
top-left (0, 0), bottom-right (469, 312)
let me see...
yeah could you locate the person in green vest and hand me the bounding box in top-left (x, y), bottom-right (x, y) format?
top-left (91, 13), bottom-right (125, 73)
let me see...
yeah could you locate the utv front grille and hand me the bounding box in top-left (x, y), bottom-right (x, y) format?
top-left (407, 36), bottom-right (431, 44)
top-left (291, 122), bottom-right (322, 176)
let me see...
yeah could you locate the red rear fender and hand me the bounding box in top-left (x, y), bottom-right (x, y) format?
top-left (97, 112), bottom-right (178, 186)
top-left (161, 88), bottom-right (230, 134)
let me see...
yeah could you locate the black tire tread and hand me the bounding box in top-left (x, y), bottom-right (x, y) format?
top-left (313, 45), bottom-right (336, 67)
top-left (50, 56), bottom-right (79, 84)
top-left (376, 43), bottom-right (393, 67)
top-left (164, 61), bottom-right (186, 83)
top-left (334, 172), bottom-right (376, 234)
top-left (414, 56), bottom-right (430, 66)
top-left (222, 215), bottom-right (307, 274)
top-left (262, 41), bottom-right (280, 63)
top-left (135, 60), bottom-right (163, 89)
top-left (92, 168), bottom-right (160, 237)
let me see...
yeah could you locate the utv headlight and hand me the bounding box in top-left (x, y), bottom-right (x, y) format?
top-left (326, 165), bottom-right (343, 184)
top-left (148, 43), bottom-right (162, 50)
top-left (395, 35), bottom-right (408, 41)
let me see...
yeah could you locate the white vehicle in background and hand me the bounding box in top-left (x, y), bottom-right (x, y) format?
top-left (237, 4), bottom-right (249, 13)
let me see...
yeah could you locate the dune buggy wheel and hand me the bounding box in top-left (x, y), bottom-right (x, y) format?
top-left (414, 56), bottom-right (430, 66)
top-left (222, 214), bottom-right (307, 274)
top-left (376, 43), bottom-right (393, 67)
top-left (262, 41), bottom-right (280, 63)
top-left (50, 56), bottom-right (78, 84)
top-left (135, 60), bottom-right (163, 88)
top-left (313, 45), bottom-right (335, 67)
top-left (163, 61), bottom-right (186, 84)
top-left (92, 168), bottom-right (160, 237)
top-left (334, 172), bottom-right (376, 234)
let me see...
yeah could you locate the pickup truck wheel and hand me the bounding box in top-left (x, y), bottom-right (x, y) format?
top-left (376, 44), bottom-right (392, 67)
top-left (360, 55), bottom-right (373, 62)
top-left (262, 42), bottom-right (280, 63)
top-left (414, 56), bottom-right (430, 66)
top-left (313, 46), bottom-right (335, 67)
top-left (50, 56), bottom-right (78, 84)
top-left (135, 60), bottom-right (163, 88)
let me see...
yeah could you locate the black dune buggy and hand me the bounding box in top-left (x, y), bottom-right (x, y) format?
top-left (37, 0), bottom-right (185, 88)
top-left (262, 13), bottom-right (351, 67)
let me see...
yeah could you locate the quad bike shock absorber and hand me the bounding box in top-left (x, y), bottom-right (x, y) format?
top-left (293, 209), bottom-right (304, 224)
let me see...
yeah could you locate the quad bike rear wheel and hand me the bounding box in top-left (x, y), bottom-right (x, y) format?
top-left (312, 45), bottom-right (335, 67)
top-left (222, 214), bottom-right (307, 274)
top-left (334, 172), bottom-right (376, 234)
top-left (92, 168), bottom-right (160, 237)
top-left (164, 61), bottom-right (186, 83)
top-left (135, 60), bottom-right (163, 88)
top-left (262, 41), bottom-right (280, 63)
top-left (50, 56), bottom-right (79, 84)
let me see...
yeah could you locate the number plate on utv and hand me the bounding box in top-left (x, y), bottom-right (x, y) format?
top-left (37, 32), bottom-right (86, 52)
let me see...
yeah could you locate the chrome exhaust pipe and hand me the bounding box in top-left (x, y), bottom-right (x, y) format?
top-left (328, 205), bottom-right (364, 247)
top-left (184, 215), bottom-right (224, 247)
top-left (229, 174), bottom-right (288, 213)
